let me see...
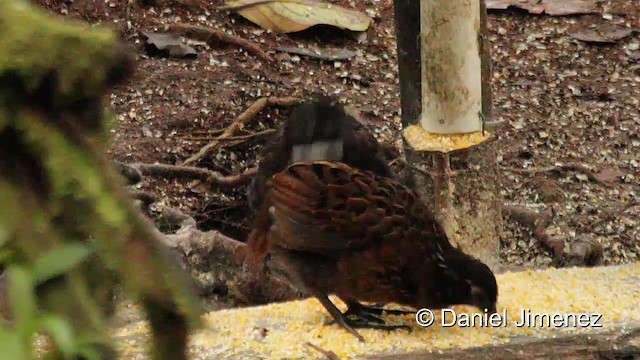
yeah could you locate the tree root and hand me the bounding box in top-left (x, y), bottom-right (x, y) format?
top-left (156, 207), bottom-right (303, 305)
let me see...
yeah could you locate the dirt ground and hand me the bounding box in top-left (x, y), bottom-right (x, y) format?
top-left (34, 0), bottom-right (639, 272)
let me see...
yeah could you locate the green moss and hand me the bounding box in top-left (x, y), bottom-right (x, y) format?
top-left (0, 0), bottom-right (117, 103)
top-left (18, 110), bottom-right (128, 228)
top-left (0, 1), bottom-right (202, 358)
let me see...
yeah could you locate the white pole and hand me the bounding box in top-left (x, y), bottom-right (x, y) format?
top-left (420, 0), bottom-right (483, 134)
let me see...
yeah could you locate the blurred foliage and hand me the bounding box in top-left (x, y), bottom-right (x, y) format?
top-left (0, 0), bottom-right (202, 359)
top-left (1, 246), bottom-right (106, 360)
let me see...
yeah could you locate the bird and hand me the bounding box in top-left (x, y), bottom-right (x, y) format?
top-left (245, 160), bottom-right (498, 341)
top-left (247, 95), bottom-right (393, 214)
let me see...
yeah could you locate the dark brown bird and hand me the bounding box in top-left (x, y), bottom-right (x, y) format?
top-left (247, 95), bottom-right (393, 214)
top-left (246, 161), bottom-right (498, 341)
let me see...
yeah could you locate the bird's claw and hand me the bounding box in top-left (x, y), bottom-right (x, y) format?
top-left (345, 317), bottom-right (413, 333)
top-left (325, 308), bottom-right (412, 342)
top-left (325, 311), bottom-right (384, 326)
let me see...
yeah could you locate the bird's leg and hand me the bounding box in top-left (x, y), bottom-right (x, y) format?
top-left (316, 295), bottom-right (366, 342)
top-left (345, 300), bottom-right (415, 317)
top-left (317, 296), bottom-right (413, 342)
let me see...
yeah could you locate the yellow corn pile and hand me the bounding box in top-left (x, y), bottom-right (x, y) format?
top-left (116, 263), bottom-right (640, 359)
top-left (403, 124), bottom-right (491, 152)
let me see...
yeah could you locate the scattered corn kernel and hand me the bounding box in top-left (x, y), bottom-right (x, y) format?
top-left (403, 124), bottom-right (491, 152)
top-left (116, 263), bottom-right (640, 359)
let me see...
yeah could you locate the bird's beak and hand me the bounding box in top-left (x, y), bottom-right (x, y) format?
top-left (471, 285), bottom-right (496, 314)
top-left (486, 303), bottom-right (497, 315)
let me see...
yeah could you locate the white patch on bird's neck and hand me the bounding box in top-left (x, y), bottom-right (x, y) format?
top-left (290, 140), bottom-right (343, 163)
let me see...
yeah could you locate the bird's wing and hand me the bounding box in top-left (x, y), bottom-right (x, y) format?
top-left (246, 161), bottom-right (450, 258)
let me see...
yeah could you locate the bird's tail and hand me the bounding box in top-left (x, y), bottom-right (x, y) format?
top-left (244, 201), bottom-right (272, 262)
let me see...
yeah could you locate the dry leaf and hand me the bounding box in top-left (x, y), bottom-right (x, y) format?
top-left (275, 45), bottom-right (356, 61)
top-left (569, 26), bottom-right (637, 44)
top-left (486, 0), bottom-right (598, 16)
top-left (140, 30), bottom-right (197, 58)
top-left (221, 0), bottom-right (372, 34)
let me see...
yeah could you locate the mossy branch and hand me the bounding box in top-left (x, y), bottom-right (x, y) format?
top-left (0, 1), bottom-right (201, 358)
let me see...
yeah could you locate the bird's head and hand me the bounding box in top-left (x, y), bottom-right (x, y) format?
top-left (427, 249), bottom-right (498, 314)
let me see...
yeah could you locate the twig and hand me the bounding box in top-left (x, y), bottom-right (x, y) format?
top-left (181, 97), bottom-right (300, 166)
top-left (586, 199), bottom-right (639, 232)
top-left (503, 163), bottom-right (612, 187)
top-left (502, 205), bottom-right (564, 261)
top-left (304, 342), bottom-right (341, 360)
top-left (124, 163), bottom-right (256, 187)
top-left (560, 163), bottom-right (611, 187)
top-left (163, 23), bottom-right (273, 62)
top-left (190, 128), bottom-right (225, 136)
top-left (185, 128), bottom-right (275, 142)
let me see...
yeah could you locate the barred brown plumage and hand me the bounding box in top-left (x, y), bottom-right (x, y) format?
top-left (246, 160), bottom-right (497, 341)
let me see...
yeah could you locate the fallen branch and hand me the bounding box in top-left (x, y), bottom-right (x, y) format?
top-left (121, 163), bottom-right (256, 187)
top-left (182, 96), bottom-right (300, 166)
top-left (502, 205), bottom-right (563, 261)
top-left (504, 163), bottom-right (612, 187)
top-left (157, 208), bottom-right (302, 305)
top-left (162, 22), bottom-right (273, 62)
top-left (585, 199), bottom-right (639, 232)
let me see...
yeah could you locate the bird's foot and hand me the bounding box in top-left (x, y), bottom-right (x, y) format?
top-left (344, 316), bottom-right (413, 333)
top-left (316, 295), bottom-right (411, 342)
top-left (325, 309), bottom-right (412, 342)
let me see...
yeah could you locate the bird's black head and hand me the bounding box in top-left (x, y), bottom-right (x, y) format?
top-left (285, 95), bottom-right (346, 144)
top-left (428, 250), bottom-right (498, 313)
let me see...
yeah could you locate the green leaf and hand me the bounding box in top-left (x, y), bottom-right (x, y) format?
top-left (0, 329), bottom-right (29, 360)
top-left (32, 243), bottom-right (92, 284)
top-left (7, 266), bottom-right (36, 333)
top-left (74, 336), bottom-right (108, 360)
top-left (0, 248), bottom-right (14, 264)
top-left (74, 346), bottom-right (101, 360)
top-left (38, 315), bottom-right (75, 356)
top-left (0, 225), bottom-right (8, 247)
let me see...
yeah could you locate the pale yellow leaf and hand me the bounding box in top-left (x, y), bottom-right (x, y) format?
top-left (221, 0), bottom-right (372, 33)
